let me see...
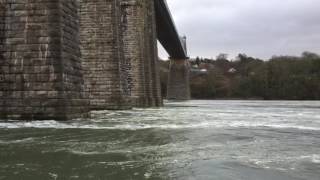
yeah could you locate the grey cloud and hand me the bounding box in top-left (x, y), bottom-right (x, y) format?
top-left (159, 0), bottom-right (320, 60)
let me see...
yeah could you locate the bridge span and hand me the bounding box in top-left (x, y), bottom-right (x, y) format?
top-left (154, 0), bottom-right (191, 100)
top-left (0, 0), bottom-right (190, 120)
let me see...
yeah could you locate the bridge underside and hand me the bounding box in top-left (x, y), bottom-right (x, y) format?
top-left (154, 0), bottom-right (188, 59)
top-left (154, 0), bottom-right (191, 100)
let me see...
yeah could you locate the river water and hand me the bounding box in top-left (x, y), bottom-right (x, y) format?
top-left (0, 100), bottom-right (320, 180)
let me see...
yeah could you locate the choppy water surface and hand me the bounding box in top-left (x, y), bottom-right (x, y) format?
top-left (0, 100), bottom-right (320, 180)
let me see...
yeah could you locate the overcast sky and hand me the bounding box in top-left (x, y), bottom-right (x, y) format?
top-left (158, 0), bottom-right (320, 60)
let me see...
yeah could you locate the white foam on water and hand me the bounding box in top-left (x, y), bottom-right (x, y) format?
top-left (1, 100), bottom-right (320, 131)
top-left (48, 172), bottom-right (58, 180)
top-left (245, 154), bottom-right (320, 171)
top-left (226, 121), bottom-right (320, 131)
top-left (0, 121), bottom-right (74, 129)
top-left (299, 155), bottom-right (320, 164)
top-left (312, 156), bottom-right (320, 164)
top-left (0, 119), bottom-right (320, 131)
top-left (0, 137), bottom-right (36, 144)
top-left (66, 150), bottom-right (109, 156)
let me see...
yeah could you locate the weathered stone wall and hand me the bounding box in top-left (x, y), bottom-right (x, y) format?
top-left (80, 0), bottom-right (162, 109)
top-left (120, 0), bottom-right (147, 107)
top-left (167, 59), bottom-right (191, 100)
top-left (142, 0), bottom-right (154, 106)
top-left (80, 0), bottom-right (132, 110)
top-left (120, 0), bottom-right (162, 107)
top-left (0, 0), bottom-right (163, 120)
top-left (0, 1), bottom-right (5, 62)
top-left (146, 0), bottom-right (162, 106)
top-left (0, 0), bottom-right (88, 120)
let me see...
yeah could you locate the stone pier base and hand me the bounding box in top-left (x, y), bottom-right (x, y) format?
top-left (80, 0), bottom-right (132, 110)
top-left (120, 0), bottom-right (162, 108)
top-left (167, 59), bottom-right (191, 100)
top-left (0, 0), bottom-right (164, 120)
top-left (0, 1), bottom-right (88, 120)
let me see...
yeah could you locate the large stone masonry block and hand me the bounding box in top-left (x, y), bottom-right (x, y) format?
top-left (0, 0), bottom-right (88, 120)
top-left (120, 0), bottom-right (162, 107)
top-left (120, 0), bottom-right (147, 107)
top-left (80, 0), bottom-right (132, 110)
top-left (167, 59), bottom-right (191, 100)
top-left (146, 0), bottom-right (163, 107)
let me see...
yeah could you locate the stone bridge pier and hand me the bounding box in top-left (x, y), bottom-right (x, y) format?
top-left (167, 59), bottom-right (191, 100)
top-left (0, 0), bottom-right (164, 120)
top-left (0, 0), bottom-right (88, 120)
top-left (80, 0), bottom-right (162, 110)
top-left (120, 0), bottom-right (162, 107)
top-left (80, 0), bottom-right (132, 110)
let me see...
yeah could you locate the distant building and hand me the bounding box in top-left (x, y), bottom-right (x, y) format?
top-left (228, 68), bottom-right (237, 73)
top-left (190, 68), bottom-right (208, 76)
top-left (199, 63), bottom-right (214, 70)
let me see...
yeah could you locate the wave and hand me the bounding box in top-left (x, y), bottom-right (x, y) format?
top-left (242, 154), bottom-right (320, 171)
top-left (299, 155), bottom-right (320, 164)
top-left (0, 120), bottom-right (319, 131)
top-left (0, 137), bottom-right (36, 144)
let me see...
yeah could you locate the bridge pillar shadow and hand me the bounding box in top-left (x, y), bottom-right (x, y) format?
top-left (167, 59), bottom-right (191, 100)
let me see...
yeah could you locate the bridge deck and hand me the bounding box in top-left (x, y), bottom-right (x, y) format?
top-left (154, 0), bottom-right (188, 59)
